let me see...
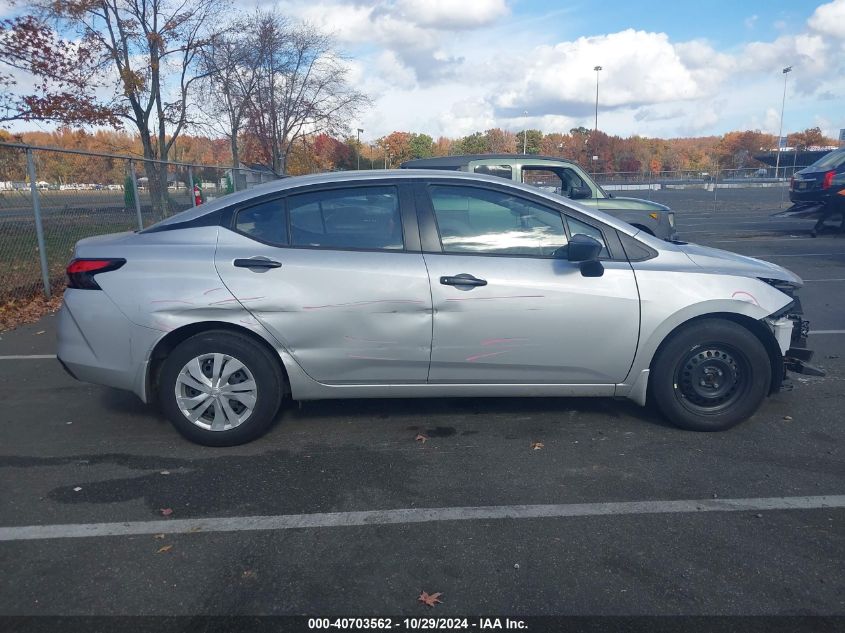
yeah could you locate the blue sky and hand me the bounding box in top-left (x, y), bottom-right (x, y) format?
top-left (4, 0), bottom-right (844, 141)
top-left (273, 0), bottom-right (845, 141)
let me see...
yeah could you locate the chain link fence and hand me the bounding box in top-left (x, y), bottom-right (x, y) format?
top-left (0, 142), bottom-right (279, 316)
top-left (591, 166), bottom-right (802, 188)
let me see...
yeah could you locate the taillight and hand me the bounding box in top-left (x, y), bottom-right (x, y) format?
top-left (66, 258), bottom-right (126, 290)
top-left (822, 170), bottom-right (835, 190)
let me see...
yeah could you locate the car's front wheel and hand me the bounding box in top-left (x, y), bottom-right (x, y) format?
top-left (650, 319), bottom-right (771, 431)
top-left (158, 330), bottom-right (284, 446)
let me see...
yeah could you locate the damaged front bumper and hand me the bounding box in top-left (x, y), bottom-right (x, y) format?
top-left (766, 294), bottom-right (826, 379)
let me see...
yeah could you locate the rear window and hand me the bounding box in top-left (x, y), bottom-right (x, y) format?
top-left (473, 164), bottom-right (513, 180)
top-left (809, 150), bottom-right (845, 170)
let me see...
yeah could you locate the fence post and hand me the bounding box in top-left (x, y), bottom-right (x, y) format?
top-left (188, 166), bottom-right (196, 208)
top-left (26, 148), bottom-right (52, 299)
top-left (128, 160), bottom-right (143, 230)
top-left (713, 163), bottom-right (719, 213)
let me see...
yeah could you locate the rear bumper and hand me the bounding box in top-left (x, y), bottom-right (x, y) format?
top-left (57, 290), bottom-right (161, 402)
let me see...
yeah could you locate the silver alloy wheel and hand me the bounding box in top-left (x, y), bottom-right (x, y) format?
top-left (174, 353), bottom-right (258, 431)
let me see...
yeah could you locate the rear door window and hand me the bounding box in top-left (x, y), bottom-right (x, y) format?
top-left (235, 199), bottom-right (288, 246)
top-left (288, 186), bottom-right (403, 251)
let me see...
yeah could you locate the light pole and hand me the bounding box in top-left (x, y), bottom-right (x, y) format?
top-left (593, 65), bottom-right (602, 132)
top-left (356, 128), bottom-right (363, 170)
top-left (774, 65), bottom-right (792, 180)
top-left (522, 110), bottom-right (528, 154)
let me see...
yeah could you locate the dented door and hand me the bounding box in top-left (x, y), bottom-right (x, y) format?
top-left (419, 182), bottom-right (640, 384)
top-left (214, 185), bottom-right (432, 384)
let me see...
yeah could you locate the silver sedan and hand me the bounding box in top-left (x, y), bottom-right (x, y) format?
top-left (57, 170), bottom-right (820, 445)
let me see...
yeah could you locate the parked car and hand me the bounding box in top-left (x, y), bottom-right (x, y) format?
top-left (401, 154), bottom-right (678, 240)
top-left (783, 148), bottom-right (845, 236)
top-left (58, 170), bottom-right (820, 445)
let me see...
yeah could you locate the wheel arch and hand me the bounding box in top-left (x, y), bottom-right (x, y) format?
top-left (146, 321), bottom-right (291, 403)
top-left (648, 312), bottom-right (783, 395)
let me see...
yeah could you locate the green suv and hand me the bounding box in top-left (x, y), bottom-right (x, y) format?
top-left (401, 154), bottom-right (678, 241)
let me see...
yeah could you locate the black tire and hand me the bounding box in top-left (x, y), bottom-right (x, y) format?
top-left (650, 318), bottom-right (771, 432)
top-left (158, 330), bottom-right (284, 446)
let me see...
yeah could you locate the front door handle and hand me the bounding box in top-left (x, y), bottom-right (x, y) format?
top-left (233, 257), bottom-right (282, 269)
top-left (440, 273), bottom-right (487, 287)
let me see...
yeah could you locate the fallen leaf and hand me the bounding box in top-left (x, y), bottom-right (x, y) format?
top-left (783, 416), bottom-right (793, 421)
top-left (153, 534), bottom-right (166, 540)
top-left (531, 442), bottom-right (544, 450)
top-left (415, 433), bottom-right (428, 443)
top-left (418, 591), bottom-right (443, 607)
top-left (242, 570), bottom-right (256, 579)
top-left (73, 486), bottom-right (82, 492)
top-left (156, 545), bottom-right (173, 554)
top-left (159, 508), bottom-right (173, 517)
top-left (35, 330), bottom-right (45, 335)
top-left (187, 526), bottom-right (202, 533)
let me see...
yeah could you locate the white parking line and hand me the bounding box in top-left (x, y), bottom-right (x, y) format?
top-left (809, 330), bottom-right (845, 335)
top-left (0, 495), bottom-right (842, 542)
top-left (0, 354), bottom-right (56, 360)
top-left (753, 252), bottom-right (845, 258)
top-left (710, 238), bottom-right (808, 244)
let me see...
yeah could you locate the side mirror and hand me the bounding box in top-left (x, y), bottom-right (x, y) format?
top-left (567, 234), bottom-right (602, 262)
top-left (570, 185), bottom-right (593, 200)
top-left (566, 234), bottom-right (604, 277)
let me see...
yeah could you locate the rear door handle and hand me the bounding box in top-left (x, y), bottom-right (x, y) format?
top-left (440, 274), bottom-right (487, 287)
top-left (233, 257), bottom-right (282, 269)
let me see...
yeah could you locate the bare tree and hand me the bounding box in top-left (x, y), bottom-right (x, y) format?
top-left (245, 11), bottom-right (368, 174)
top-left (35, 0), bottom-right (228, 216)
top-left (198, 26), bottom-right (260, 186)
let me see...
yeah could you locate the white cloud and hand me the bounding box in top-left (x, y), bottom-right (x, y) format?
top-left (808, 0), bottom-right (845, 40)
top-left (393, 0), bottom-right (508, 30)
top-left (493, 30), bottom-right (704, 116)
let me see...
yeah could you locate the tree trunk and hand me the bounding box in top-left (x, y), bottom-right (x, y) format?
top-left (230, 131), bottom-right (240, 190)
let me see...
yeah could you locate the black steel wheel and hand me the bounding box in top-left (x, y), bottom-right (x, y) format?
top-left (650, 319), bottom-right (771, 431)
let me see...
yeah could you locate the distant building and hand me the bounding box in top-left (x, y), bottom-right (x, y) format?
top-left (225, 163), bottom-right (278, 190)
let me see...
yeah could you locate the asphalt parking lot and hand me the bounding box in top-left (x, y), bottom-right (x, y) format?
top-left (0, 186), bottom-right (843, 619)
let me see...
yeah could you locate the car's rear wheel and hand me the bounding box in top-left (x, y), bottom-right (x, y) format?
top-left (158, 330), bottom-right (284, 446)
top-left (650, 319), bottom-right (771, 431)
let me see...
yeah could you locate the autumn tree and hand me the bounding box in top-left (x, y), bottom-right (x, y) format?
top-left (34, 0), bottom-right (228, 216)
top-left (0, 15), bottom-right (113, 126)
top-left (484, 128), bottom-right (516, 153)
top-left (788, 127), bottom-right (830, 149)
top-left (245, 11), bottom-right (368, 174)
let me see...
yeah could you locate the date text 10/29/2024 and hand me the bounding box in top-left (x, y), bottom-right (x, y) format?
top-left (308, 618), bottom-right (528, 630)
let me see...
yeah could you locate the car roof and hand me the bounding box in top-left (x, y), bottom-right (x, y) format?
top-left (401, 154), bottom-right (578, 169)
top-left (147, 169), bottom-right (638, 236)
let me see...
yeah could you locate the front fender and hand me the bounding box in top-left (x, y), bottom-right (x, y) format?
top-left (622, 269), bottom-right (792, 387)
